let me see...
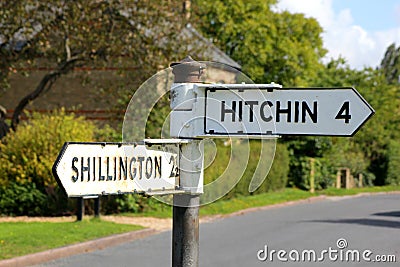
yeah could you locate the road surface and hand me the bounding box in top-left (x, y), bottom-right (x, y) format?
top-left (34, 193), bottom-right (400, 267)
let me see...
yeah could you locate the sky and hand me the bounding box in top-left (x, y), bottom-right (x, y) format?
top-left (274, 0), bottom-right (400, 69)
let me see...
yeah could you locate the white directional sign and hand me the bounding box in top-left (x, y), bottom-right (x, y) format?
top-left (170, 84), bottom-right (375, 137)
top-left (53, 142), bottom-right (180, 197)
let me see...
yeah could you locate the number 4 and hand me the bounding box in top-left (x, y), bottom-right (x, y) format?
top-left (335, 101), bottom-right (351, 123)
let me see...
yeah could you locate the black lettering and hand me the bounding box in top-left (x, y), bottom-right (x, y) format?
top-left (137, 157), bottom-right (145, 179)
top-left (145, 157), bottom-right (153, 179)
top-left (129, 157), bottom-right (136, 179)
top-left (276, 101), bottom-right (291, 123)
top-left (221, 101), bottom-right (236, 122)
top-left (113, 157), bottom-right (117, 181)
top-left (92, 157), bottom-right (96, 181)
top-left (120, 157), bottom-right (128, 180)
top-left (99, 157), bottom-right (106, 181)
top-left (238, 101), bottom-right (243, 122)
top-left (106, 157), bottom-right (113, 181)
top-left (99, 157), bottom-right (105, 181)
top-left (155, 156), bottom-right (162, 178)
top-left (169, 155), bottom-right (176, 178)
top-left (302, 101), bottom-right (318, 123)
top-left (245, 101), bottom-right (258, 122)
top-left (260, 101), bottom-right (273, 122)
top-left (335, 101), bottom-right (351, 123)
top-left (81, 157), bottom-right (90, 182)
top-left (72, 157), bottom-right (79, 182)
top-left (294, 101), bottom-right (300, 123)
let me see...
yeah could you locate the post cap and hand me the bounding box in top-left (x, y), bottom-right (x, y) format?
top-left (170, 56), bottom-right (206, 83)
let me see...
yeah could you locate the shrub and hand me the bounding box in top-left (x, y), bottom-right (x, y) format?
top-left (288, 156), bottom-right (335, 190)
top-left (0, 182), bottom-right (47, 216)
top-left (94, 124), bottom-right (122, 142)
top-left (0, 109), bottom-right (96, 188)
top-left (253, 142), bottom-right (290, 193)
top-left (209, 140), bottom-right (290, 198)
top-left (114, 194), bottom-right (167, 213)
top-left (0, 109), bottom-right (97, 215)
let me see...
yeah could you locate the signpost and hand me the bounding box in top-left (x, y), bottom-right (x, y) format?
top-left (53, 141), bottom-right (182, 197)
top-left (53, 57), bottom-right (375, 267)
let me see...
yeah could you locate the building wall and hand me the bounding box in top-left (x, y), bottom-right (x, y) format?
top-left (1, 62), bottom-right (240, 125)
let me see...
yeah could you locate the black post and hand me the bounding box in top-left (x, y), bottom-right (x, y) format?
top-left (76, 197), bottom-right (84, 221)
top-left (94, 197), bottom-right (101, 218)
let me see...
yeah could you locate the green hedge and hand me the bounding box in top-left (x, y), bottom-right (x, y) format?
top-left (387, 140), bottom-right (400, 185)
top-left (204, 140), bottom-right (290, 198)
top-left (0, 182), bottom-right (47, 216)
top-left (0, 110), bottom-right (96, 215)
top-left (254, 142), bottom-right (290, 192)
top-left (288, 156), bottom-right (335, 190)
top-left (0, 109), bottom-right (95, 188)
top-left (0, 109), bottom-right (169, 216)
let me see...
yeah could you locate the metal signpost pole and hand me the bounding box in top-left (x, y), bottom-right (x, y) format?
top-left (171, 57), bottom-right (205, 267)
top-left (172, 196), bottom-right (199, 266)
top-left (172, 141), bottom-right (201, 267)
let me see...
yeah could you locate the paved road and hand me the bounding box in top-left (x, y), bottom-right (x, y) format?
top-left (34, 193), bottom-right (400, 267)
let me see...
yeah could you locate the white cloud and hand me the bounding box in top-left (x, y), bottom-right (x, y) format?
top-left (274, 0), bottom-right (335, 28)
top-left (274, 0), bottom-right (400, 69)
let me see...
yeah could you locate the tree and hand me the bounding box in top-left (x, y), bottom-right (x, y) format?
top-left (311, 58), bottom-right (400, 185)
top-left (0, 0), bottom-right (192, 131)
top-left (380, 43), bottom-right (400, 84)
top-left (192, 0), bottom-right (327, 85)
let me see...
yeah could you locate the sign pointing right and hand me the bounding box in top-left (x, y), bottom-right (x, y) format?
top-left (171, 84), bottom-right (375, 138)
top-left (201, 86), bottom-right (375, 137)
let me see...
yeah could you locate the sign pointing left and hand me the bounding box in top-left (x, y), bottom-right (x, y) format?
top-left (52, 142), bottom-right (180, 197)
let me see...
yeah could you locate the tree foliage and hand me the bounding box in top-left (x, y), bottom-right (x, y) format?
top-left (313, 59), bottom-right (400, 154)
top-left (387, 140), bottom-right (400, 185)
top-left (301, 57), bottom-right (400, 185)
top-left (0, 0), bottom-right (191, 130)
top-left (192, 0), bottom-right (326, 85)
top-left (380, 43), bottom-right (400, 84)
top-left (0, 109), bottom-right (95, 188)
top-left (0, 110), bottom-right (98, 215)
top-left (193, 1), bottom-right (399, 187)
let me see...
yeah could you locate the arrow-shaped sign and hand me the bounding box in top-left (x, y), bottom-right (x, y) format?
top-left (53, 142), bottom-right (180, 197)
top-left (170, 85), bottom-right (375, 137)
top-left (204, 86), bottom-right (375, 136)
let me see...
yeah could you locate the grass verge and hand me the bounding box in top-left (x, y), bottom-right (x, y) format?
top-left (121, 185), bottom-right (400, 218)
top-left (1, 185), bottom-right (398, 260)
top-left (201, 185), bottom-right (400, 216)
top-left (0, 218), bottom-right (143, 260)
top-left (321, 185), bottom-right (400, 196)
top-left (120, 206), bottom-right (172, 219)
top-left (200, 188), bottom-right (313, 216)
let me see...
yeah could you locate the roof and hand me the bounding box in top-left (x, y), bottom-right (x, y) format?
top-left (183, 24), bottom-right (241, 70)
